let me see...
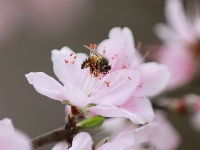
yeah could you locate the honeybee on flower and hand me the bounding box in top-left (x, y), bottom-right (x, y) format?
top-left (81, 44), bottom-right (111, 77)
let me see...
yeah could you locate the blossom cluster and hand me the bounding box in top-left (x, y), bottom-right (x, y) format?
top-left (25, 27), bottom-right (171, 149)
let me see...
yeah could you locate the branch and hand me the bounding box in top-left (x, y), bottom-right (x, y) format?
top-left (31, 127), bottom-right (67, 149)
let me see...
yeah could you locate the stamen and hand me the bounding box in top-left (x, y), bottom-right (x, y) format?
top-left (70, 53), bottom-right (73, 56)
top-left (91, 79), bottom-right (128, 100)
top-left (78, 68), bottom-right (88, 89)
top-left (137, 51), bottom-right (150, 65)
top-left (92, 70), bottom-right (124, 98)
top-left (103, 49), bottom-right (106, 53)
top-left (128, 77), bottom-right (131, 80)
top-left (123, 66), bottom-right (127, 68)
top-left (74, 56), bottom-right (77, 59)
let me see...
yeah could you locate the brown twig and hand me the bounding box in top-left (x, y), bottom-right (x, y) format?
top-left (31, 126), bottom-right (67, 149)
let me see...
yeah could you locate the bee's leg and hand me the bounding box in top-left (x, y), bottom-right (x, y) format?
top-left (95, 60), bottom-right (99, 70)
top-left (81, 58), bottom-right (90, 69)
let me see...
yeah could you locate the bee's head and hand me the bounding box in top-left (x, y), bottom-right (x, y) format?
top-left (101, 65), bottom-right (111, 73)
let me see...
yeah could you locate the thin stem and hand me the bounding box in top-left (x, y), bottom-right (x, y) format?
top-left (31, 126), bottom-right (67, 149)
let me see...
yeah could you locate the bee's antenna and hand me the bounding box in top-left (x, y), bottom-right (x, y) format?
top-left (83, 45), bottom-right (90, 49)
top-left (83, 45), bottom-right (100, 57)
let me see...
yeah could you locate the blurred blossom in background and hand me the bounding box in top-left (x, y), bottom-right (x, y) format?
top-left (0, 0), bottom-right (200, 150)
top-left (0, 0), bottom-right (89, 45)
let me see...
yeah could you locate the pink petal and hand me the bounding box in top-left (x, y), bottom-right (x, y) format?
top-left (121, 97), bottom-right (155, 124)
top-left (97, 131), bottom-right (135, 150)
top-left (133, 122), bottom-right (157, 145)
top-left (69, 132), bottom-right (93, 150)
top-left (52, 141), bottom-right (68, 150)
top-left (165, 0), bottom-right (196, 43)
top-left (62, 83), bottom-right (91, 107)
top-left (91, 69), bottom-right (140, 106)
top-left (135, 62), bottom-right (170, 96)
top-left (25, 72), bottom-right (65, 101)
top-left (97, 27), bottom-right (136, 71)
top-left (89, 104), bottom-right (145, 124)
top-left (156, 47), bottom-right (196, 90)
top-left (149, 111), bottom-right (181, 150)
top-left (0, 118), bottom-right (14, 130)
top-left (51, 47), bottom-right (88, 85)
top-left (0, 126), bottom-right (32, 150)
top-left (154, 23), bottom-right (182, 43)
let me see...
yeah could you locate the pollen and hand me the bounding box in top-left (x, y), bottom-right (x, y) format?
top-left (104, 81), bottom-right (110, 87)
top-left (65, 59), bottom-right (69, 63)
top-left (128, 77), bottom-right (131, 80)
top-left (70, 53), bottom-right (73, 56)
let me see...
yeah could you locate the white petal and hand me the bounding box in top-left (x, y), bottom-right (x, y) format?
top-left (89, 104), bottom-right (145, 124)
top-left (133, 122), bottom-right (157, 145)
top-left (98, 131), bottom-right (135, 150)
top-left (51, 47), bottom-right (87, 85)
top-left (121, 97), bottom-right (155, 124)
top-left (69, 132), bottom-right (93, 150)
top-left (25, 72), bottom-right (65, 101)
top-left (97, 27), bottom-right (136, 71)
top-left (62, 83), bottom-right (91, 107)
top-left (0, 118), bottom-right (14, 130)
top-left (52, 141), bottom-right (68, 150)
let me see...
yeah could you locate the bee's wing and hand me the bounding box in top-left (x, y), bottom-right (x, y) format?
top-left (83, 45), bottom-right (101, 57)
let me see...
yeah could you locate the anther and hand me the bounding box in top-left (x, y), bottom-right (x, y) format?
top-left (89, 44), bottom-right (93, 48)
top-left (70, 53), bottom-right (73, 56)
top-left (93, 44), bottom-right (97, 49)
top-left (103, 50), bottom-right (106, 53)
top-left (65, 59), bottom-right (69, 63)
top-left (71, 60), bottom-right (75, 64)
top-left (123, 66), bottom-right (127, 68)
top-left (128, 77), bottom-right (131, 80)
top-left (112, 57), bottom-right (115, 60)
top-left (74, 56), bottom-right (77, 59)
top-left (104, 81), bottom-right (110, 87)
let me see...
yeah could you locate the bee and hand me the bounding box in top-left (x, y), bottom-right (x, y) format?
top-left (81, 44), bottom-right (111, 77)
